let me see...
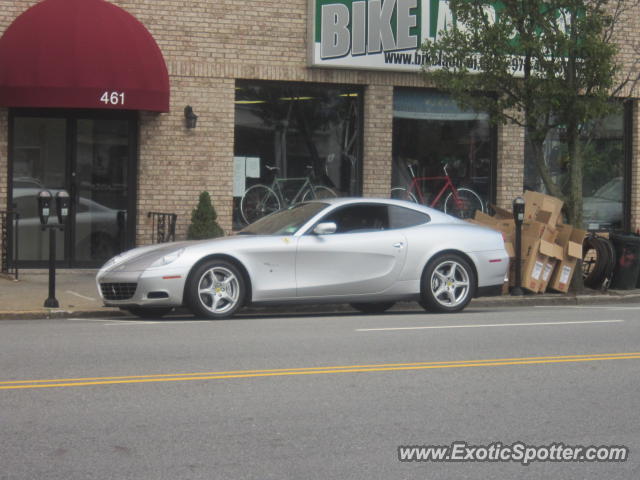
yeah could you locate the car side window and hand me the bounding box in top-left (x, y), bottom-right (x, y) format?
top-left (388, 205), bottom-right (430, 229)
top-left (322, 205), bottom-right (389, 233)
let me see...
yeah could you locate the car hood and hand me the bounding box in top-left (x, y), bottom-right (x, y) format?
top-left (583, 196), bottom-right (621, 221)
top-left (99, 235), bottom-right (272, 273)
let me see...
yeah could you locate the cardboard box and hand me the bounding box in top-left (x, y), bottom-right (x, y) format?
top-left (522, 219), bottom-right (558, 244)
top-left (502, 241), bottom-right (515, 295)
top-left (524, 190), bottom-right (564, 227)
top-left (510, 227), bottom-right (561, 292)
top-left (474, 211), bottom-right (515, 242)
top-left (538, 244), bottom-right (565, 292)
top-left (471, 192), bottom-right (566, 294)
top-left (490, 205), bottom-right (514, 220)
top-left (548, 224), bottom-right (587, 293)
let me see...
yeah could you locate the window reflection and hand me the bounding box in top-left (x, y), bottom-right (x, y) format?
top-left (10, 114), bottom-right (132, 265)
top-left (233, 81), bottom-right (363, 228)
top-left (391, 89), bottom-right (494, 211)
top-left (524, 105), bottom-right (625, 231)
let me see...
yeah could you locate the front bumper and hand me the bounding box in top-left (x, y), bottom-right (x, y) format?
top-left (96, 267), bottom-right (187, 308)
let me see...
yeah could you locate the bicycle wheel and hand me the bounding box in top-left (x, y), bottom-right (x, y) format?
top-left (301, 185), bottom-right (338, 202)
top-left (390, 187), bottom-right (418, 203)
top-left (443, 188), bottom-right (484, 219)
top-left (240, 185), bottom-right (281, 224)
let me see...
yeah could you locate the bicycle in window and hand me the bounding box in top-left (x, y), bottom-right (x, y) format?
top-left (390, 163), bottom-right (485, 219)
top-left (240, 165), bottom-right (337, 224)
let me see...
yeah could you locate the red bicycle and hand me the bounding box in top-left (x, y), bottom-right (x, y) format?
top-left (390, 163), bottom-right (485, 219)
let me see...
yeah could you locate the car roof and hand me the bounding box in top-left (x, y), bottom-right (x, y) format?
top-left (307, 197), bottom-right (458, 222)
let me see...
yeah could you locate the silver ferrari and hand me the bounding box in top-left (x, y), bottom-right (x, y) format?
top-left (96, 198), bottom-right (508, 319)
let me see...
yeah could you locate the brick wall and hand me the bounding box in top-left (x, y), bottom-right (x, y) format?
top-left (496, 117), bottom-right (525, 209)
top-left (0, 107), bottom-right (7, 269)
top-left (138, 77), bottom-right (235, 243)
top-left (0, 108), bottom-right (7, 211)
top-left (362, 86), bottom-right (394, 198)
top-left (632, 100), bottom-right (640, 233)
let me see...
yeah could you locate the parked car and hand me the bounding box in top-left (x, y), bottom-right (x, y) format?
top-left (12, 187), bottom-right (122, 260)
top-left (583, 176), bottom-right (623, 230)
top-left (97, 198), bottom-right (508, 319)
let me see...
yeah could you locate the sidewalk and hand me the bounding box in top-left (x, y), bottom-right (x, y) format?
top-left (1, 269), bottom-right (640, 320)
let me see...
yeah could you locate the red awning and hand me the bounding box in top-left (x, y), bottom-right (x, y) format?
top-left (0, 0), bottom-right (170, 112)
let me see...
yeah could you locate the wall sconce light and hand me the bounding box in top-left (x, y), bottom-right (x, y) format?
top-left (184, 105), bottom-right (198, 129)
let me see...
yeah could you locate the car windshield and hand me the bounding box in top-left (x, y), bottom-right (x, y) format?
top-left (238, 202), bottom-right (328, 235)
top-left (592, 177), bottom-right (622, 201)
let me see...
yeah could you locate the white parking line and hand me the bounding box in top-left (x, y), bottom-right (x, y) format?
top-left (65, 291), bottom-right (96, 301)
top-left (535, 306), bottom-right (640, 310)
top-left (66, 318), bottom-right (111, 322)
top-left (356, 319), bottom-right (624, 332)
top-left (66, 318), bottom-right (213, 325)
top-left (102, 320), bottom-right (213, 326)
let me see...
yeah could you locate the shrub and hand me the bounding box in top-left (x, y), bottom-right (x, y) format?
top-left (187, 191), bottom-right (224, 240)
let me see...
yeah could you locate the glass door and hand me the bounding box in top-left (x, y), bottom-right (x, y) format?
top-left (9, 110), bottom-right (137, 267)
top-left (73, 118), bottom-right (132, 265)
top-left (11, 116), bottom-right (68, 265)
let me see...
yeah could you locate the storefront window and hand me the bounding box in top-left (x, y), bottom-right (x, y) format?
top-left (233, 81), bottom-right (362, 228)
top-left (524, 104), bottom-right (626, 231)
top-left (391, 89), bottom-right (494, 217)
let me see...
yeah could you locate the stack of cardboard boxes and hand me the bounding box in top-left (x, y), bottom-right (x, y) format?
top-left (469, 191), bottom-right (586, 294)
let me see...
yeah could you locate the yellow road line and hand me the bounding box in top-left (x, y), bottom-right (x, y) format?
top-left (1, 351), bottom-right (638, 385)
top-left (3, 352), bottom-right (639, 384)
top-left (1, 352), bottom-right (639, 390)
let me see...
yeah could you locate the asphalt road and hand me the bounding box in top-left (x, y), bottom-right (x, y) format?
top-left (1, 304), bottom-right (639, 480)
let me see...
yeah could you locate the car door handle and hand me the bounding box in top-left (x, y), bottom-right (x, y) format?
top-left (393, 242), bottom-right (404, 248)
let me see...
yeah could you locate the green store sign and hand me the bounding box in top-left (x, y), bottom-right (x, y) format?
top-left (309, 0), bottom-right (503, 72)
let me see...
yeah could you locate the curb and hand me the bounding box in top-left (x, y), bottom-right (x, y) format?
top-left (0, 292), bottom-right (638, 320)
top-left (469, 293), bottom-right (640, 308)
top-left (0, 309), bottom-right (127, 321)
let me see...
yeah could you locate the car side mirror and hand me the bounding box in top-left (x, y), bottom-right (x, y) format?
top-left (313, 222), bottom-right (337, 235)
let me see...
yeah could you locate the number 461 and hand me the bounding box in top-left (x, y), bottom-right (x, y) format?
top-left (100, 91), bottom-right (125, 105)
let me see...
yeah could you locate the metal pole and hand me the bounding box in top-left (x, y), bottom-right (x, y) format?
top-left (512, 221), bottom-right (523, 295)
top-left (13, 211), bottom-right (19, 281)
top-left (511, 196), bottom-right (525, 296)
top-left (44, 227), bottom-right (59, 308)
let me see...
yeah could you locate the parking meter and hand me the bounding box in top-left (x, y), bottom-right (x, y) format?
top-left (511, 196), bottom-right (526, 296)
top-left (513, 196), bottom-right (525, 224)
top-left (56, 190), bottom-right (70, 224)
top-left (37, 190), bottom-right (52, 225)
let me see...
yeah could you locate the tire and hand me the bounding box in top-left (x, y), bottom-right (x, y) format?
top-left (240, 185), bottom-right (280, 224)
top-left (350, 302), bottom-right (395, 314)
top-left (419, 253), bottom-right (476, 313)
top-left (390, 187), bottom-right (418, 203)
top-left (583, 235), bottom-right (616, 289)
top-left (443, 188), bottom-right (484, 219)
top-left (301, 185), bottom-right (338, 202)
top-left (186, 260), bottom-right (245, 319)
top-left (126, 306), bottom-right (173, 319)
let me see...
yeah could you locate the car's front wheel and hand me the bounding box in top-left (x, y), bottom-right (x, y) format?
top-left (186, 260), bottom-right (245, 319)
top-left (420, 253), bottom-right (475, 313)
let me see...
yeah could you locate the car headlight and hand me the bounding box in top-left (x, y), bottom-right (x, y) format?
top-left (150, 248), bottom-right (185, 268)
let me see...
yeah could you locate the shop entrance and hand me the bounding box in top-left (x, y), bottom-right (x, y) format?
top-left (9, 109), bottom-right (137, 268)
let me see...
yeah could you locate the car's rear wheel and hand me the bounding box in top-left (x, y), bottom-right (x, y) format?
top-left (186, 260), bottom-right (245, 319)
top-left (350, 302), bottom-right (395, 314)
top-left (420, 253), bottom-right (475, 313)
top-left (126, 306), bottom-right (173, 319)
